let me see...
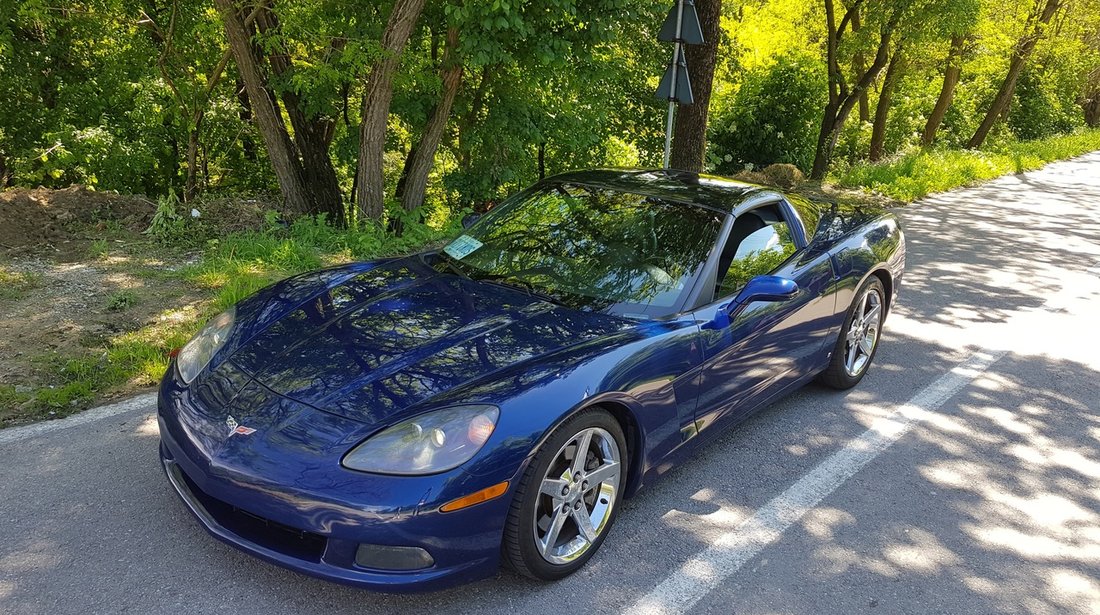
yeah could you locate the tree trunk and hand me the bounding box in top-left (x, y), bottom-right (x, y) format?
top-left (355, 0), bottom-right (428, 221)
top-left (869, 47), bottom-right (904, 162)
top-left (852, 11), bottom-right (869, 123)
top-left (458, 65), bottom-right (492, 167)
top-left (670, 0), bottom-right (722, 172)
top-left (235, 77), bottom-right (257, 161)
top-left (214, 0), bottom-right (313, 214)
top-left (967, 0), bottom-right (1062, 149)
top-left (811, 0), bottom-right (896, 179)
top-left (0, 150), bottom-right (10, 187)
top-left (538, 141), bottom-right (546, 180)
top-left (921, 34), bottom-right (964, 147)
top-left (399, 26), bottom-right (463, 214)
top-left (184, 128), bottom-right (200, 202)
top-left (255, 8), bottom-right (345, 225)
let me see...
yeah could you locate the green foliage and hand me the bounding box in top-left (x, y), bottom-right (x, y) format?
top-left (105, 289), bottom-right (138, 312)
top-left (832, 128), bottom-right (1100, 201)
top-left (1010, 69), bottom-right (1072, 140)
top-left (709, 51), bottom-right (827, 173)
top-left (0, 0), bottom-right (1098, 232)
top-left (145, 192), bottom-right (188, 243)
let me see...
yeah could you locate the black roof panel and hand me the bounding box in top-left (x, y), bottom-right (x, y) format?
top-left (543, 168), bottom-right (766, 212)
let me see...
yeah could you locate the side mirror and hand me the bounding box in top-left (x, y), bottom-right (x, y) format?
top-left (730, 275), bottom-right (799, 311)
top-left (461, 213), bottom-right (481, 229)
top-left (706, 275), bottom-right (800, 330)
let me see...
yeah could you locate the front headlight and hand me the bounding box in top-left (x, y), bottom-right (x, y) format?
top-left (176, 307), bottom-right (236, 384)
top-left (342, 405), bottom-right (499, 475)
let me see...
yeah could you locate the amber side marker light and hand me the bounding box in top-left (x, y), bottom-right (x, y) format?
top-left (439, 481), bottom-right (509, 513)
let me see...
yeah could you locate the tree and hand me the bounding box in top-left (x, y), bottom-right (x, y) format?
top-left (810, 0), bottom-right (902, 179)
top-left (355, 0), bottom-right (428, 222)
top-left (921, 33), bottom-right (966, 146)
top-left (869, 42), bottom-right (905, 160)
top-left (967, 0), bottom-right (1063, 148)
top-left (670, 0), bottom-right (722, 172)
top-left (214, 0), bottom-right (344, 222)
top-left (140, 0), bottom-right (249, 202)
top-left (398, 26), bottom-right (463, 213)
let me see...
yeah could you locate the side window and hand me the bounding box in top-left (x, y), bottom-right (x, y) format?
top-left (715, 204), bottom-right (797, 298)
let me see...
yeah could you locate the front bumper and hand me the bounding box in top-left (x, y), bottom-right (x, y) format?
top-left (157, 377), bottom-right (519, 593)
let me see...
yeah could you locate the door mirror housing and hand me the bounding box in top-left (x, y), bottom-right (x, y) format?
top-left (706, 275), bottom-right (800, 330)
top-left (730, 275), bottom-right (799, 308)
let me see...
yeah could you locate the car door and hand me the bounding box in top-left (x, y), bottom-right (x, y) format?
top-left (690, 199), bottom-right (836, 434)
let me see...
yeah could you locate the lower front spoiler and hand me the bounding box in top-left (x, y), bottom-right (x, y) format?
top-left (159, 442), bottom-right (493, 593)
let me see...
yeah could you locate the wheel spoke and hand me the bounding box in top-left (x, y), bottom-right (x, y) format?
top-left (846, 342), bottom-right (858, 372)
top-left (540, 478), bottom-right (569, 499)
top-left (539, 504), bottom-right (569, 557)
top-left (859, 336), bottom-right (875, 355)
top-left (570, 430), bottom-right (593, 475)
top-left (863, 304), bottom-right (882, 327)
top-left (584, 460), bottom-right (620, 487)
top-left (574, 505), bottom-right (598, 542)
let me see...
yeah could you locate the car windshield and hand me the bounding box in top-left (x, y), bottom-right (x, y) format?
top-left (436, 182), bottom-right (725, 316)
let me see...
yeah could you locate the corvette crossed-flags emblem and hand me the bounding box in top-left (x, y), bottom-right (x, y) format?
top-left (225, 415), bottom-right (256, 436)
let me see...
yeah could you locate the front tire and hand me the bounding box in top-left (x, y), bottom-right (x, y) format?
top-left (818, 276), bottom-right (886, 390)
top-left (502, 409), bottom-right (627, 581)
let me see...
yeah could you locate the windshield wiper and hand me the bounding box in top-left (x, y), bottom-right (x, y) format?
top-left (477, 275), bottom-right (568, 308)
top-left (434, 252), bottom-right (471, 279)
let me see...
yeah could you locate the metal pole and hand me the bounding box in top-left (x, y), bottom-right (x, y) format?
top-left (662, 0), bottom-right (685, 169)
top-left (663, 98), bottom-right (676, 168)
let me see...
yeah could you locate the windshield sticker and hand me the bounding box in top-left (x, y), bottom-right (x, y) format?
top-left (444, 234), bottom-right (484, 260)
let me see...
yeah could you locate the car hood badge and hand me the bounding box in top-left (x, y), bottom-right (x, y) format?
top-left (225, 415), bottom-right (256, 437)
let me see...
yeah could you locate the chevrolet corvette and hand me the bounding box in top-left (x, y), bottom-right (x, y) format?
top-left (157, 168), bottom-right (904, 592)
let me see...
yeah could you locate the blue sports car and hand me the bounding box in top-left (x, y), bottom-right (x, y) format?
top-left (158, 169), bottom-right (904, 592)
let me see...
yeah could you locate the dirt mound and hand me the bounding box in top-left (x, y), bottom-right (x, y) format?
top-left (0, 186), bottom-right (155, 254)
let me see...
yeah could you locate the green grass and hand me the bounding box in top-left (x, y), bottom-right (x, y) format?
top-left (0, 268), bottom-right (44, 300)
top-left (831, 129), bottom-right (1100, 202)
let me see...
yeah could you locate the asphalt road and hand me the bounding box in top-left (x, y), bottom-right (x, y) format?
top-left (3, 153), bottom-right (1099, 615)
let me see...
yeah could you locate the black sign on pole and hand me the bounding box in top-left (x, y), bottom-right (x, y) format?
top-left (656, 0), bottom-right (705, 167)
top-left (655, 47), bottom-right (694, 105)
top-left (658, 0), bottom-right (704, 45)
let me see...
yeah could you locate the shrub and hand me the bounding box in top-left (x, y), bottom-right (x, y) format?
top-left (709, 51), bottom-right (828, 174)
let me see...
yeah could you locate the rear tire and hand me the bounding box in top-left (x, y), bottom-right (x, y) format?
top-left (818, 276), bottom-right (886, 390)
top-left (501, 409), bottom-right (627, 581)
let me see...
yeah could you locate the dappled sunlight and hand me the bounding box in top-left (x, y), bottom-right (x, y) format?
top-left (134, 414), bottom-right (161, 437)
top-left (882, 528), bottom-right (962, 573)
top-left (1046, 568), bottom-right (1100, 609)
top-left (801, 507), bottom-right (855, 542)
top-left (0, 539), bottom-right (64, 574)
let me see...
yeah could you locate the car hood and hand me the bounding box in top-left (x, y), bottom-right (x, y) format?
top-left (216, 256), bottom-right (634, 428)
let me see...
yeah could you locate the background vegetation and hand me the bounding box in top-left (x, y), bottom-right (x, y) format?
top-left (1, 0), bottom-right (1098, 218)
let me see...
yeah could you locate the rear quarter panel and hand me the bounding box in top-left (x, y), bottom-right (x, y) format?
top-left (817, 203), bottom-right (906, 333)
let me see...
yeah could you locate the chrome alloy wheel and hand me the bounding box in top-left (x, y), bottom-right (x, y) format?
top-left (844, 286), bottom-right (883, 377)
top-left (533, 427), bottom-right (621, 564)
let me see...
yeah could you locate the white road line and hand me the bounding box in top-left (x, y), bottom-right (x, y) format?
top-left (0, 392), bottom-right (156, 446)
top-left (627, 349), bottom-right (1006, 615)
